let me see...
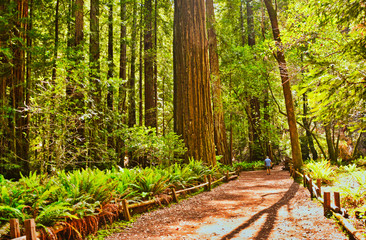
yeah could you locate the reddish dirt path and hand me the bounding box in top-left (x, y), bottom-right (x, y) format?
top-left (107, 166), bottom-right (348, 240)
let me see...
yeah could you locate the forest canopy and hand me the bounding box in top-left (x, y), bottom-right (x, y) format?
top-left (0, 0), bottom-right (365, 179)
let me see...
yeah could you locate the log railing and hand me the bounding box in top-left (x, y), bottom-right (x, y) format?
top-left (6, 170), bottom-right (239, 240)
top-left (293, 169), bottom-right (365, 240)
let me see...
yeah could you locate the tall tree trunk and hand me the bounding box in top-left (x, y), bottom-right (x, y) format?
top-left (144, 0), bottom-right (157, 129)
top-left (264, 0), bottom-right (303, 170)
top-left (246, 0), bottom-right (262, 162)
top-left (139, 2), bottom-right (143, 126)
top-left (118, 0), bottom-right (127, 167)
top-left (90, 0), bottom-right (101, 105)
top-left (128, 0), bottom-right (137, 127)
top-left (107, 0), bottom-right (114, 109)
top-left (174, 0), bottom-right (216, 166)
top-left (26, 0), bottom-right (32, 170)
top-left (89, 0), bottom-right (101, 163)
top-left (119, 0), bottom-right (127, 114)
top-left (239, 0), bottom-right (246, 46)
top-left (52, 0), bottom-right (59, 81)
top-left (11, 0), bottom-right (29, 175)
top-left (0, 1), bottom-right (9, 174)
top-left (260, 0), bottom-right (266, 40)
top-left (66, 0), bottom-right (85, 167)
top-left (153, 0), bottom-right (158, 131)
top-left (246, 0), bottom-right (255, 46)
top-left (206, 0), bottom-right (230, 165)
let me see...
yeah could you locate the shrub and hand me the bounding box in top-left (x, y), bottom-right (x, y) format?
top-left (304, 159), bottom-right (335, 184)
top-left (234, 161), bottom-right (265, 171)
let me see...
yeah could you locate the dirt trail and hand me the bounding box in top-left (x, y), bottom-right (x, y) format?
top-left (107, 166), bottom-right (348, 240)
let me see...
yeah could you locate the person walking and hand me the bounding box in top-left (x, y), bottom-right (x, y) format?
top-left (264, 156), bottom-right (272, 175)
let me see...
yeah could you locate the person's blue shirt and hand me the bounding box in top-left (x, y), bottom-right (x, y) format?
top-left (265, 158), bottom-right (272, 167)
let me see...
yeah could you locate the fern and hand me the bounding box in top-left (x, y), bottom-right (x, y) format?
top-left (305, 159), bottom-right (335, 183)
top-left (0, 205), bottom-right (26, 222)
top-left (36, 201), bottom-right (78, 226)
top-left (130, 171), bottom-right (169, 199)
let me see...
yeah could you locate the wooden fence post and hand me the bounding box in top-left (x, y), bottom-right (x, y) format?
top-left (316, 179), bottom-right (322, 198)
top-left (324, 192), bottom-right (331, 216)
top-left (308, 178), bottom-right (313, 198)
top-left (171, 188), bottom-right (178, 203)
top-left (25, 219), bottom-right (37, 240)
top-left (226, 171), bottom-right (229, 182)
top-left (208, 175), bottom-right (212, 191)
top-left (122, 199), bottom-right (131, 221)
top-left (334, 192), bottom-right (341, 213)
top-left (204, 175), bottom-right (208, 191)
top-left (10, 219), bottom-right (21, 238)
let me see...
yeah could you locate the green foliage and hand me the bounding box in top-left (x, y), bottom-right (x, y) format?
top-left (340, 163), bottom-right (359, 173)
top-left (304, 159), bottom-right (335, 183)
top-left (355, 157), bottom-right (366, 167)
top-left (56, 168), bottom-right (117, 205)
top-left (129, 169), bottom-right (169, 200)
top-left (35, 201), bottom-right (78, 227)
top-left (334, 171), bottom-right (366, 209)
top-left (119, 126), bottom-right (187, 166)
top-left (233, 161), bottom-right (265, 171)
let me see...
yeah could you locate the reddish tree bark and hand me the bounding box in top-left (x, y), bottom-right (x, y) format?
top-left (174, 0), bottom-right (216, 166)
top-left (128, 0), bottom-right (137, 127)
top-left (206, 0), bottom-right (230, 165)
top-left (144, 0), bottom-right (157, 129)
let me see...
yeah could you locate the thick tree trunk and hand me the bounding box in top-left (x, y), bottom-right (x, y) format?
top-left (206, 0), bottom-right (230, 165)
top-left (174, 0), bottom-right (216, 166)
top-left (128, 0), bottom-right (137, 127)
top-left (144, 0), bottom-right (157, 129)
top-left (264, 0), bottom-right (303, 170)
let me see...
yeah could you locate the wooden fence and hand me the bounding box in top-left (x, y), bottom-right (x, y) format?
top-left (6, 170), bottom-right (239, 240)
top-left (289, 167), bottom-right (366, 240)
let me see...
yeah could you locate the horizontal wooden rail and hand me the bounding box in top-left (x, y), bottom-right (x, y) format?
top-left (212, 176), bottom-right (225, 185)
top-left (175, 182), bottom-right (209, 195)
top-left (7, 171), bottom-right (240, 240)
top-left (302, 174), bottom-right (363, 239)
top-left (334, 213), bottom-right (366, 240)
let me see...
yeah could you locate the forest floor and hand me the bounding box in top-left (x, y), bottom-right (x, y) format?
top-left (106, 166), bottom-right (349, 240)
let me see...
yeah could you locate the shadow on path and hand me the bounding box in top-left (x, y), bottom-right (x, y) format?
top-left (220, 181), bottom-right (299, 240)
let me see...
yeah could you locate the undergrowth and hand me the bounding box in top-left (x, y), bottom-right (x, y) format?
top-left (0, 159), bottom-right (224, 239)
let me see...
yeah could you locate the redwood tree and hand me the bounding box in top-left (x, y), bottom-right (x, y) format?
top-left (128, 0), bottom-right (137, 127)
top-left (144, 0), bottom-right (157, 129)
top-left (264, 0), bottom-right (303, 170)
top-left (206, 0), bottom-right (230, 165)
top-left (174, 0), bottom-right (216, 166)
